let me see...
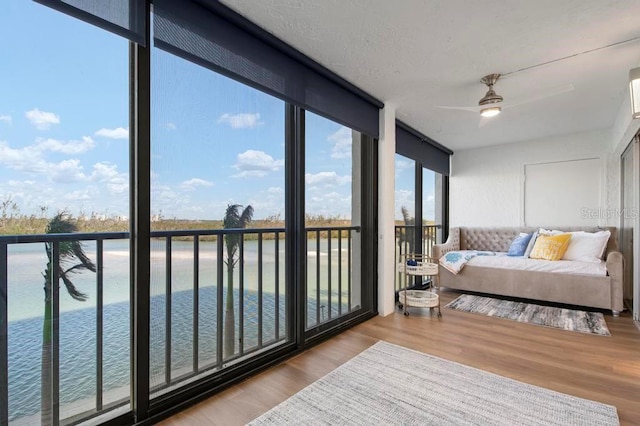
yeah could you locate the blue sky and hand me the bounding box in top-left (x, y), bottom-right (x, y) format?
top-left (0, 1), bottom-right (434, 222)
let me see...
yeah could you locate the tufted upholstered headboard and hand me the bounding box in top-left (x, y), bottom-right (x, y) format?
top-left (458, 226), bottom-right (618, 254)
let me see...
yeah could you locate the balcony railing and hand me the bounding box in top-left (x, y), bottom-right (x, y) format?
top-left (0, 225), bottom-right (359, 425)
top-left (394, 225), bottom-right (441, 291)
top-left (305, 226), bottom-right (360, 329)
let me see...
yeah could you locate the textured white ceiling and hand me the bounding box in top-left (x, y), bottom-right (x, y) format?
top-left (220, 0), bottom-right (640, 151)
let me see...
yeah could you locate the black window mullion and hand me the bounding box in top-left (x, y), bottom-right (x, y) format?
top-left (285, 104), bottom-right (306, 348)
top-left (358, 134), bottom-right (377, 313)
top-left (442, 175), bottom-right (450, 243)
top-left (130, 3), bottom-right (151, 421)
top-left (414, 162), bottom-right (423, 287)
top-left (414, 162), bottom-right (423, 255)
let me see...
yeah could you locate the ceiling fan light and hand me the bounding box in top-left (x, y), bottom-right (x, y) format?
top-left (630, 67), bottom-right (640, 119)
top-left (480, 106), bottom-right (501, 117)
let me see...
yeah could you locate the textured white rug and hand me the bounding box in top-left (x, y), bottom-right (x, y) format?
top-left (445, 294), bottom-right (611, 336)
top-left (249, 341), bottom-right (619, 425)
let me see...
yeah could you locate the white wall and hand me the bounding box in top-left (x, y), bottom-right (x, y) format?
top-left (523, 158), bottom-right (601, 227)
top-left (450, 129), bottom-right (610, 227)
top-left (377, 105), bottom-right (397, 316)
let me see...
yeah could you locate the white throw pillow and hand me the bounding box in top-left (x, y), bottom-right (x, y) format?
top-left (562, 230), bottom-right (611, 263)
top-left (523, 231), bottom-right (538, 258)
top-left (538, 228), bottom-right (564, 235)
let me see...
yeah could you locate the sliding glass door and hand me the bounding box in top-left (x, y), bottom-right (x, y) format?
top-left (0, 2), bottom-right (132, 424)
top-left (149, 46), bottom-right (289, 397)
top-left (621, 137), bottom-right (639, 320)
top-left (14, 1), bottom-right (381, 423)
top-left (304, 113), bottom-right (373, 334)
top-left (394, 120), bottom-right (451, 291)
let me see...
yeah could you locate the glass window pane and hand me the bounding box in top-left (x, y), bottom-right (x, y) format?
top-left (395, 155), bottom-right (416, 264)
top-left (151, 45), bottom-right (287, 396)
top-left (1, 2), bottom-right (130, 423)
top-left (422, 168), bottom-right (441, 254)
top-left (305, 112), bottom-right (361, 329)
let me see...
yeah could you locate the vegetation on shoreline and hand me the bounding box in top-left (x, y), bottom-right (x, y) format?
top-left (0, 207), bottom-right (353, 240)
top-left (0, 200), bottom-right (436, 239)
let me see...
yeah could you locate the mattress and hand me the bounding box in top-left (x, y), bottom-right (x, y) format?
top-left (466, 253), bottom-right (607, 276)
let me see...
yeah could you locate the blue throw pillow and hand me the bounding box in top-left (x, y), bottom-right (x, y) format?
top-left (507, 233), bottom-right (533, 257)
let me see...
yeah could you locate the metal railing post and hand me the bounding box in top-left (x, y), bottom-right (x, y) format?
top-left (96, 240), bottom-right (104, 411)
top-left (338, 230), bottom-right (342, 315)
top-left (258, 234), bottom-right (263, 347)
top-left (193, 236), bottom-right (199, 373)
top-left (165, 237), bottom-right (172, 385)
top-left (0, 242), bottom-right (8, 425)
top-left (239, 237), bottom-right (245, 356)
top-left (51, 241), bottom-right (60, 426)
top-left (274, 233), bottom-right (280, 341)
top-left (216, 236), bottom-right (224, 367)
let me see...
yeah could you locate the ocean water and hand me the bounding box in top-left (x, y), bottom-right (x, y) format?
top-left (8, 286), bottom-right (293, 421)
top-left (5, 239), bottom-right (352, 422)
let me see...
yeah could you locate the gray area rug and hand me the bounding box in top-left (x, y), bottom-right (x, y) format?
top-left (445, 294), bottom-right (611, 336)
top-left (249, 341), bottom-right (619, 425)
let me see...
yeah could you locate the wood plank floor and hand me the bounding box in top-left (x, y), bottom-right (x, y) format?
top-left (160, 290), bottom-right (640, 425)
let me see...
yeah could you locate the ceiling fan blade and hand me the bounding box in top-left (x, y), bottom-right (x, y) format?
top-left (434, 105), bottom-right (483, 112)
top-left (501, 83), bottom-right (575, 109)
top-left (478, 116), bottom-right (493, 128)
top-left (435, 83), bottom-right (574, 113)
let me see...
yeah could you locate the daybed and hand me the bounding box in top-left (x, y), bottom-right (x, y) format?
top-left (432, 227), bottom-right (624, 316)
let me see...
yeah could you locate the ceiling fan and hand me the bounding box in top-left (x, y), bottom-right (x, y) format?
top-left (435, 74), bottom-right (575, 119)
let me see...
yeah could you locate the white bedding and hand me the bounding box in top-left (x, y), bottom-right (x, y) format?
top-left (467, 253), bottom-right (607, 276)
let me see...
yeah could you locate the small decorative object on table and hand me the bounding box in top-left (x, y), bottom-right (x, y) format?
top-left (397, 253), bottom-right (441, 318)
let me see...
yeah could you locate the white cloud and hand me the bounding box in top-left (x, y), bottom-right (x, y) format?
top-left (306, 191), bottom-right (352, 218)
top-left (305, 171), bottom-right (351, 186)
top-left (328, 126), bottom-right (353, 159)
top-left (95, 127), bottom-right (128, 139)
top-left (395, 159), bottom-right (414, 172)
top-left (8, 180), bottom-right (35, 187)
top-left (181, 178), bottom-right (214, 191)
top-left (0, 141), bottom-right (42, 171)
top-left (49, 159), bottom-right (86, 183)
top-left (90, 162), bottom-right (119, 181)
top-left (0, 136), bottom-right (98, 181)
top-left (0, 139), bottom-right (129, 193)
top-left (166, 122), bottom-right (177, 130)
top-left (25, 108), bottom-right (60, 130)
top-left (267, 186), bottom-right (283, 194)
top-left (0, 115), bottom-right (12, 125)
top-left (218, 113), bottom-right (262, 129)
top-left (151, 184), bottom-right (191, 214)
top-left (64, 190), bottom-right (92, 201)
top-left (233, 150), bottom-right (284, 178)
top-left (0, 141), bottom-right (85, 183)
top-left (0, 171), bottom-right (131, 220)
top-left (36, 137), bottom-right (95, 154)
top-left (89, 162), bottom-right (128, 194)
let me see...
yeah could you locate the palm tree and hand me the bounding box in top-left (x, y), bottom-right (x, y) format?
top-left (400, 206), bottom-right (416, 255)
top-left (222, 204), bottom-right (254, 358)
top-left (41, 212), bottom-right (95, 425)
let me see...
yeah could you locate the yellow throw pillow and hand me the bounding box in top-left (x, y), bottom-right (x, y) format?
top-left (529, 233), bottom-right (572, 261)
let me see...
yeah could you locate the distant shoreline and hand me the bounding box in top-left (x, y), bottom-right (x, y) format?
top-left (0, 216), bottom-right (434, 233)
